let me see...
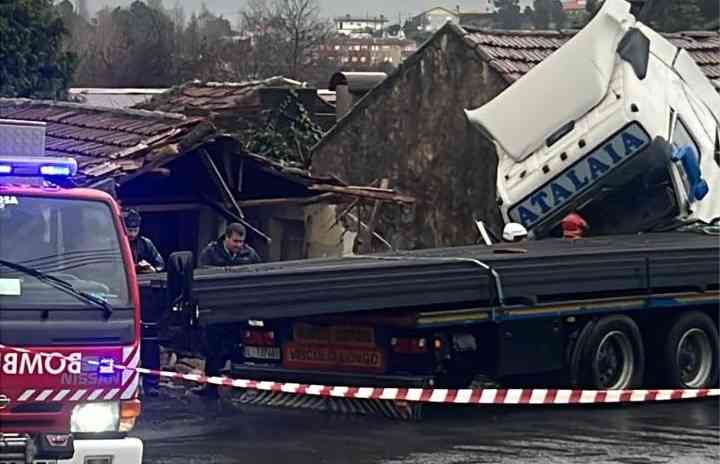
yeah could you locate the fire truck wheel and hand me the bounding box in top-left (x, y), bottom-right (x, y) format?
top-left (661, 311), bottom-right (719, 389)
top-left (580, 315), bottom-right (645, 390)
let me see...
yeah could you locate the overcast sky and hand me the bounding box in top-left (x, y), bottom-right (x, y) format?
top-left (90, 0), bottom-right (502, 24)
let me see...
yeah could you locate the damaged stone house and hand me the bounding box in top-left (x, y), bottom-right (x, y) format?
top-left (310, 23), bottom-right (720, 249)
top-left (0, 97), bottom-right (411, 264)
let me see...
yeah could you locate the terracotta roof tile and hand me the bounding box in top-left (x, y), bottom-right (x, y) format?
top-left (0, 98), bottom-right (211, 184)
top-left (136, 77), bottom-right (304, 114)
top-left (463, 28), bottom-right (720, 85)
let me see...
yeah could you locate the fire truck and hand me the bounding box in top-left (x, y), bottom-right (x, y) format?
top-left (0, 120), bottom-right (143, 463)
top-left (139, 0), bottom-right (718, 417)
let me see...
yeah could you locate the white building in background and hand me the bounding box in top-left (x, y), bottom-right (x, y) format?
top-left (334, 15), bottom-right (388, 36)
top-left (68, 88), bottom-right (169, 109)
top-left (411, 7), bottom-right (460, 32)
top-left (478, 0), bottom-right (535, 12)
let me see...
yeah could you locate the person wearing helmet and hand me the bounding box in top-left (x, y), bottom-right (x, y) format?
top-left (503, 222), bottom-right (529, 243)
top-left (561, 212), bottom-right (589, 239)
top-left (123, 209), bottom-right (164, 273)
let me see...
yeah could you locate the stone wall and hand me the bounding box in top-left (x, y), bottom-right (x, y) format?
top-left (312, 27), bottom-right (508, 250)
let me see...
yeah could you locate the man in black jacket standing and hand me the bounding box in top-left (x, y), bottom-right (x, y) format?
top-left (199, 222), bottom-right (261, 267)
top-left (195, 222), bottom-right (262, 399)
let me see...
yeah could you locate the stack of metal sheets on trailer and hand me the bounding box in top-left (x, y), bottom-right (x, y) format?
top-left (138, 232), bottom-right (719, 323)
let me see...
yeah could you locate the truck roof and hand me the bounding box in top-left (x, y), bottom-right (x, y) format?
top-left (0, 184), bottom-right (117, 203)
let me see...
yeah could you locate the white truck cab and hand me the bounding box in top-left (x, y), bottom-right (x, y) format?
top-left (466, 0), bottom-right (720, 238)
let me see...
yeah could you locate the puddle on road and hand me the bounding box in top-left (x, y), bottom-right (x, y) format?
top-left (136, 393), bottom-right (719, 464)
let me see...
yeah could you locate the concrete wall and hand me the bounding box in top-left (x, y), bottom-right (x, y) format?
top-left (304, 204), bottom-right (357, 258)
top-left (311, 27), bottom-right (508, 250)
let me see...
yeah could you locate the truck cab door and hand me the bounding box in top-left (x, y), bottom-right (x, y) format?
top-left (666, 79), bottom-right (719, 223)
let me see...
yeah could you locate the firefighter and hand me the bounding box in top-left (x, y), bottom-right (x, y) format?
top-left (123, 209), bottom-right (164, 273)
top-left (561, 212), bottom-right (589, 239)
top-left (199, 222), bottom-right (261, 268)
top-left (123, 209), bottom-right (164, 397)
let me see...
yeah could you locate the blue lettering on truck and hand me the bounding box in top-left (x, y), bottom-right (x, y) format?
top-left (509, 122), bottom-right (651, 227)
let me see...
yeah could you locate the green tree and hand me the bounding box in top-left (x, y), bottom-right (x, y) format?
top-left (198, 8), bottom-right (234, 42)
top-left (531, 0), bottom-right (551, 29)
top-left (494, 0), bottom-right (523, 29)
top-left (642, 0), bottom-right (705, 32)
top-left (147, 0), bottom-right (165, 12)
top-left (0, 0), bottom-right (76, 98)
top-left (586, 0), bottom-right (600, 15)
top-left (550, 0), bottom-right (567, 29)
top-left (700, 0), bottom-right (719, 24)
top-left (77, 1), bottom-right (177, 87)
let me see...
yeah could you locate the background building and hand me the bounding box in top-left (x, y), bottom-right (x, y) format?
top-left (335, 15), bottom-right (388, 36)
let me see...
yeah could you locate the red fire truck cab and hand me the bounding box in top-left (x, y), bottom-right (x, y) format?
top-left (0, 122), bottom-right (143, 464)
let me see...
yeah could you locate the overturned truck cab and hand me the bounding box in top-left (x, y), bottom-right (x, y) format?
top-left (465, 0), bottom-right (720, 238)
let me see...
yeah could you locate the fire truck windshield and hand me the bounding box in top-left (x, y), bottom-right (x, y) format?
top-left (0, 195), bottom-right (131, 311)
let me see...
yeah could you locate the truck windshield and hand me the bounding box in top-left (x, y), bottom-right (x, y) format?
top-left (0, 195), bottom-right (131, 310)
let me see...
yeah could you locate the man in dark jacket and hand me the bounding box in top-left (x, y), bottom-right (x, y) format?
top-left (124, 209), bottom-right (164, 273)
top-left (123, 209), bottom-right (164, 397)
top-left (194, 222), bottom-right (262, 399)
top-left (199, 222), bottom-right (261, 268)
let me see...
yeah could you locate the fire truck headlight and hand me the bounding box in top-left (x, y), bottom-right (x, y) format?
top-left (71, 402), bottom-right (120, 433)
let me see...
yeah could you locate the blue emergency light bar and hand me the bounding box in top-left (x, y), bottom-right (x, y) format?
top-left (0, 156), bottom-right (77, 178)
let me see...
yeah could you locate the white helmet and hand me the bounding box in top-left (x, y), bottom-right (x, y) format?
top-left (502, 222), bottom-right (528, 242)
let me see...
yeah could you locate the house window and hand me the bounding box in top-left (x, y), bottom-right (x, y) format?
top-left (351, 56), bottom-right (358, 62)
top-left (279, 220), bottom-right (306, 261)
top-left (360, 57), bottom-right (366, 63)
top-left (334, 45), bottom-right (340, 50)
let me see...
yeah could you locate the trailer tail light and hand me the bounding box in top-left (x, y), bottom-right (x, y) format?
top-left (391, 337), bottom-right (428, 354)
top-left (243, 329), bottom-right (276, 346)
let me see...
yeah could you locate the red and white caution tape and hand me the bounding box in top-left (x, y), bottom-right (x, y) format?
top-left (2, 344), bottom-right (718, 405)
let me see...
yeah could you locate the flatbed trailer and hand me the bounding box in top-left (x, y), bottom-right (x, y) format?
top-left (140, 231), bottom-right (719, 391)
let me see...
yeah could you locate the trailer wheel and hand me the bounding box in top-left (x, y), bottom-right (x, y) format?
top-left (580, 316), bottom-right (645, 389)
top-left (661, 312), bottom-right (718, 388)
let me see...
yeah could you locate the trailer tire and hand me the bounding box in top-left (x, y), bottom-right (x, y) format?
top-left (580, 315), bottom-right (645, 389)
top-left (661, 311), bottom-right (718, 389)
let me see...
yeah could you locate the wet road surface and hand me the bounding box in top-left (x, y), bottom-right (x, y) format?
top-left (133, 391), bottom-right (719, 464)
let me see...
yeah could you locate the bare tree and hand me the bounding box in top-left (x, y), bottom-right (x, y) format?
top-left (76, 0), bottom-right (89, 20)
top-left (240, 0), bottom-right (332, 80)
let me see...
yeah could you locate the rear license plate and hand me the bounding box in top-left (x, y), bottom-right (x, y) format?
top-left (243, 346), bottom-right (281, 360)
top-left (283, 342), bottom-right (385, 373)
